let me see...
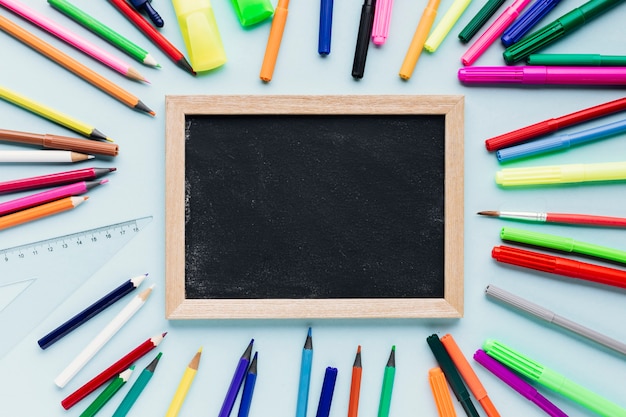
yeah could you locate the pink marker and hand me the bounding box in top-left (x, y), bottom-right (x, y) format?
top-left (0, 179), bottom-right (108, 216)
top-left (458, 66), bottom-right (626, 85)
top-left (461, 0), bottom-right (531, 66)
top-left (371, 0), bottom-right (393, 45)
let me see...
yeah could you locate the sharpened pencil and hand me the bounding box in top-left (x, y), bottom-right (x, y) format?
top-left (165, 348), bottom-right (203, 417)
top-left (347, 346), bottom-right (362, 417)
top-left (0, 128), bottom-right (118, 157)
top-left (237, 352), bottom-right (258, 417)
top-left (0, 195), bottom-right (87, 230)
top-left (112, 352), bottom-right (162, 417)
top-left (79, 367), bottom-right (134, 417)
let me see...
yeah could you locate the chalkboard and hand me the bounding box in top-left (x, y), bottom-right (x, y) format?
top-left (165, 95), bottom-right (464, 319)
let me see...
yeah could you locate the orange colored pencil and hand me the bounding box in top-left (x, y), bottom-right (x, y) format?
top-left (347, 345), bottom-right (362, 417)
top-left (428, 367), bottom-right (457, 417)
top-left (0, 195), bottom-right (87, 230)
top-left (259, 0), bottom-right (289, 82)
top-left (0, 14), bottom-right (154, 116)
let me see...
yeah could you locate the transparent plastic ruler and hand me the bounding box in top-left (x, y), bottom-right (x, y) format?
top-left (0, 216), bottom-right (153, 359)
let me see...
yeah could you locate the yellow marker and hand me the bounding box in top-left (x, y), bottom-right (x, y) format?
top-left (424, 0), bottom-right (472, 52)
top-left (398, 0), bottom-right (441, 80)
top-left (171, 0), bottom-right (227, 72)
top-left (496, 161), bottom-right (626, 187)
top-left (165, 348), bottom-right (202, 417)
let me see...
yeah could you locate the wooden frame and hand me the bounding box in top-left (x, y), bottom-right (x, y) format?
top-left (165, 95), bottom-right (464, 319)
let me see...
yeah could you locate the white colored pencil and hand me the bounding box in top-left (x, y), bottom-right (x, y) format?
top-left (0, 150), bottom-right (93, 163)
top-left (54, 284), bottom-right (154, 388)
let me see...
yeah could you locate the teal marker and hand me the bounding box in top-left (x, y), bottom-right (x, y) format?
top-left (483, 339), bottom-right (626, 417)
top-left (500, 227), bottom-right (626, 264)
top-left (528, 53), bottom-right (626, 66)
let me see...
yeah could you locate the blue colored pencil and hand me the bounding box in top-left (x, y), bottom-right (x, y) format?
top-left (295, 328), bottom-right (313, 417)
top-left (501, 0), bottom-right (562, 47)
top-left (237, 352), bottom-right (258, 417)
top-left (315, 367), bottom-right (338, 417)
top-left (37, 273), bottom-right (148, 349)
top-left (219, 339), bottom-right (254, 417)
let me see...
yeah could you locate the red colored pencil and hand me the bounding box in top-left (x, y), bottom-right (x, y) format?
top-left (61, 332), bottom-right (166, 410)
top-left (479, 210), bottom-right (626, 228)
top-left (347, 346), bottom-right (362, 417)
top-left (107, 0), bottom-right (195, 75)
top-left (0, 167), bottom-right (116, 194)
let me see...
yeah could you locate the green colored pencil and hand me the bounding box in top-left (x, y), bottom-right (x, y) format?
top-left (112, 353), bottom-right (162, 417)
top-left (47, 0), bottom-right (159, 67)
top-left (79, 367), bottom-right (134, 417)
top-left (377, 346), bottom-right (396, 417)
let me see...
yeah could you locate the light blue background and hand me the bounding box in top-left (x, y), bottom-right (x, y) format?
top-left (1, 1), bottom-right (626, 416)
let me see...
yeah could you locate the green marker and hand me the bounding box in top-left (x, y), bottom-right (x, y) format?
top-left (483, 339), bottom-right (626, 417)
top-left (230, 0), bottom-right (274, 26)
top-left (80, 367), bottom-right (134, 417)
top-left (377, 346), bottom-right (396, 417)
top-left (112, 353), bottom-right (162, 417)
top-left (527, 53), bottom-right (626, 66)
top-left (458, 0), bottom-right (506, 43)
top-left (500, 227), bottom-right (626, 264)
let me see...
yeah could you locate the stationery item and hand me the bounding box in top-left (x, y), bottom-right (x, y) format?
top-left (112, 352), bottom-right (162, 417)
top-left (0, 150), bottom-right (92, 163)
top-left (492, 245), bottom-right (626, 290)
top-left (501, 0), bottom-right (562, 47)
top-left (108, 0), bottom-right (195, 75)
top-left (0, 216), bottom-right (152, 359)
top-left (423, 0), bottom-right (472, 52)
top-left (171, 0), bottom-right (227, 72)
top-left (316, 367), bottom-right (338, 417)
top-left (528, 53), bottom-right (626, 66)
top-left (458, 0), bottom-right (506, 43)
top-left (0, 179), bottom-right (106, 217)
top-left (495, 161), bottom-right (626, 186)
top-left (0, 128), bottom-right (118, 157)
top-left (79, 367), bottom-right (134, 417)
top-left (486, 284), bottom-right (626, 356)
top-left (47, 0), bottom-right (159, 67)
top-left (0, 85), bottom-right (110, 141)
top-left (0, 195), bottom-right (87, 231)
top-left (398, 0), bottom-right (441, 80)
top-left (295, 328), bottom-right (313, 417)
top-left (55, 285), bottom-right (155, 389)
top-left (318, 0), bottom-right (333, 55)
top-left (459, 66), bottom-right (626, 85)
top-left (230, 0), bottom-right (273, 26)
top-left (259, 0), bottom-right (289, 82)
top-left (428, 367), bottom-right (457, 417)
top-left (237, 352), bottom-right (258, 417)
top-left (130, 0), bottom-right (163, 27)
top-left (165, 348), bottom-right (203, 417)
top-left (461, 0), bottom-right (531, 65)
top-left (37, 273), bottom-right (146, 350)
top-left (483, 339), bottom-right (626, 417)
top-left (426, 334), bottom-right (480, 417)
top-left (0, 15), bottom-right (155, 115)
top-left (371, 0), bottom-right (392, 45)
top-left (0, 167), bottom-right (115, 194)
top-left (219, 339), bottom-right (254, 417)
top-left (502, 0), bottom-right (625, 64)
top-left (440, 334), bottom-right (500, 417)
top-left (347, 346), bottom-right (363, 417)
top-left (378, 346), bottom-right (396, 417)
top-left (351, 0), bottom-right (376, 79)
top-left (500, 226), bottom-right (626, 264)
top-left (473, 349), bottom-right (568, 417)
top-left (496, 118), bottom-right (626, 162)
top-left (484, 96), bottom-right (626, 152)
top-left (0, 0), bottom-right (147, 82)
top-left (61, 332), bottom-right (166, 410)
top-left (477, 209), bottom-right (626, 228)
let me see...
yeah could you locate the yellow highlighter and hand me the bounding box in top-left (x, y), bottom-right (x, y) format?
top-left (496, 161), bottom-right (626, 187)
top-left (171, 0), bottom-right (227, 72)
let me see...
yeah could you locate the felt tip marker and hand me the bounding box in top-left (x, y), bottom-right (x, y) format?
top-left (459, 66), bottom-right (626, 85)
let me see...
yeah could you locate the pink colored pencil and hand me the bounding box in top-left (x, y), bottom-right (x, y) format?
top-left (0, 167), bottom-right (115, 194)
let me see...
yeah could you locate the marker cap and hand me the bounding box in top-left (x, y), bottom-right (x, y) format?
top-left (230, 0), bottom-right (274, 26)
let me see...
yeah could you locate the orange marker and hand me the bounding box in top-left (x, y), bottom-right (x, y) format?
top-left (347, 346), bottom-right (362, 417)
top-left (398, 0), bottom-right (441, 80)
top-left (259, 0), bottom-right (289, 82)
top-left (428, 368), bottom-right (457, 417)
top-left (440, 334), bottom-right (500, 417)
top-left (0, 196), bottom-right (87, 230)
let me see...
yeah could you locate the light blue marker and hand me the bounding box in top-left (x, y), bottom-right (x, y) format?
top-left (296, 328), bottom-right (313, 417)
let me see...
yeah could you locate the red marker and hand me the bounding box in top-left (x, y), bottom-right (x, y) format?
top-left (492, 245), bottom-right (626, 289)
top-left (0, 167), bottom-right (115, 194)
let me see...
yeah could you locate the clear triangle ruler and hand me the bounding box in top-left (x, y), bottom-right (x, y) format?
top-left (0, 216), bottom-right (153, 359)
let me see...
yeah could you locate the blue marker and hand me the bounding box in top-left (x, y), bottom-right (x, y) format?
top-left (315, 367), bottom-right (338, 417)
top-left (501, 0), bottom-right (562, 47)
top-left (319, 0), bottom-right (334, 54)
top-left (295, 328), bottom-right (313, 417)
top-left (497, 118), bottom-right (626, 162)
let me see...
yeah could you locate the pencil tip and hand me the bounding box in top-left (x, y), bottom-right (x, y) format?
top-left (307, 327), bottom-right (312, 336)
top-left (478, 211), bottom-right (498, 216)
top-left (88, 155), bottom-right (95, 159)
top-left (357, 345), bottom-right (361, 353)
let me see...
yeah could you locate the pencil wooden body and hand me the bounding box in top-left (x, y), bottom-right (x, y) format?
top-left (165, 348), bottom-right (202, 417)
top-left (0, 195), bottom-right (86, 230)
top-left (0, 129), bottom-right (118, 156)
top-left (0, 150), bottom-right (92, 163)
top-left (79, 367), bottom-right (133, 417)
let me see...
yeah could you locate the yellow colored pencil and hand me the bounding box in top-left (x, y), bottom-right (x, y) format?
top-left (399, 0), bottom-right (441, 80)
top-left (0, 196), bottom-right (87, 230)
top-left (165, 348), bottom-right (202, 417)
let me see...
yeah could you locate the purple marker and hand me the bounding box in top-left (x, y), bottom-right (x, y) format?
top-left (218, 339), bottom-right (254, 417)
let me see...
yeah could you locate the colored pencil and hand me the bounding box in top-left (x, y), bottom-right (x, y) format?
top-left (165, 348), bottom-right (203, 417)
top-left (296, 327), bottom-right (313, 417)
top-left (237, 352), bottom-right (258, 417)
top-left (61, 332), bottom-right (166, 410)
top-left (315, 367), bottom-right (338, 417)
top-left (0, 150), bottom-right (92, 163)
top-left (428, 367), bottom-right (457, 417)
top-left (259, 0), bottom-right (289, 82)
top-left (107, 0), bottom-right (195, 75)
top-left (55, 285), bottom-right (155, 389)
top-left (112, 352), bottom-right (162, 417)
top-left (0, 0), bottom-right (147, 82)
top-left (0, 15), bottom-right (154, 115)
top-left (478, 210), bottom-right (626, 228)
top-left (219, 339), bottom-right (254, 417)
top-left (347, 346), bottom-right (362, 417)
top-left (0, 195), bottom-right (87, 231)
top-left (398, 0), bottom-right (441, 80)
top-left (48, 0), bottom-right (159, 67)
top-left (0, 85), bottom-right (111, 141)
top-left (0, 167), bottom-right (115, 194)
top-left (38, 273), bottom-right (147, 349)
top-left (377, 346), bottom-right (396, 417)
top-left (79, 367), bottom-right (134, 417)
top-left (0, 128), bottom-right (118, 157)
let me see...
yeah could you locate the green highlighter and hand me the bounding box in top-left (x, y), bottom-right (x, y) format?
top-left (230, 0), bottom-right (274, 26)
top-left (483, 339), bottom-right (626, 417)
top-left (500, 226), bottom-right (626, 264)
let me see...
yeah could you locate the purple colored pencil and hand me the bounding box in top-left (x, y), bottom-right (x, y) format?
top-left (218, 339), bottom-right (254, 417)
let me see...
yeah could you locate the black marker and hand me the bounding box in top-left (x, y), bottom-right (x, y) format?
top-left (352, 0), bottom-right (376, 79)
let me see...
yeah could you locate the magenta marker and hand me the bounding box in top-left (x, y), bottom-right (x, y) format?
top-left (459, 66), bottom-right (626, 85)
top-left (371, 0), bottom-right (393, 45)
